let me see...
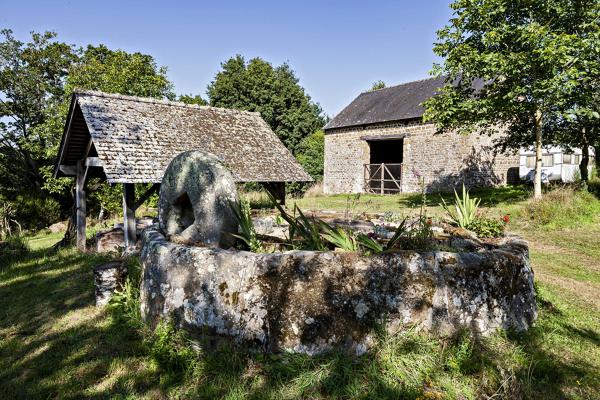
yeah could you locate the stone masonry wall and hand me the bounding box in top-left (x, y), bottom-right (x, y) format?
top-left (324, 121), bottom-right (520, 194)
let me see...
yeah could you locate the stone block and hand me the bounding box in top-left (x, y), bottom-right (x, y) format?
top-left (140, 227), bottom-right (537, 355)
top-left (94, 261), bottom-right (128, 307)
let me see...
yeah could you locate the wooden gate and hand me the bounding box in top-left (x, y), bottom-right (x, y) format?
top-left (364, 163), bottom-right (403, 194)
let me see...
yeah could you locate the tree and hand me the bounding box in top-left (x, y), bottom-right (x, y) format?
top-left (423, 0), bottom-right (597, 198)
top-left (66, 44), bottom-right (174, 98)
top-left (296, 130), bottom-right (325, 181)
top-left (370, 80), bottom-right (386, 91)
top-left (178, 94), bottom-right (207, 106)
top-left (0, 29), bottom-right (77, 200)
top-left (207, 55), bottom-right (326, 154)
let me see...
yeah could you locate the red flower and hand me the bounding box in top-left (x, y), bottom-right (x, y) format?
top-left (426, 218), bottom-right (433, 225)
top-left (502, 214), bottom-right (510, 224)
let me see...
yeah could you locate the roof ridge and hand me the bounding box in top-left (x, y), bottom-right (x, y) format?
top-left (360, 75), bottom-right (446, 95)
top-left (72, 89), bottom-right (261, 116)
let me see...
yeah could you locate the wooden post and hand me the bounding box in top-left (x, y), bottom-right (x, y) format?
top-left (76, 160), bottom-right (87, 251)
top-left (263, 182), bottom-right (286, 206)
top-left (380, 163), bottom-right (385, 195)
top-left (123, 183), bottom-right (136, 250)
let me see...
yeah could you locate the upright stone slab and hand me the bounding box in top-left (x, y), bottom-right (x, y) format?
top-left (158, 150), bottom-right (239, 248)
top-left (94, 261), bottom-right (127, 306)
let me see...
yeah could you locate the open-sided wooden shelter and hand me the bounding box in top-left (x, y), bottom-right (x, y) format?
top-left (54, 90), bottom-right (311, 251)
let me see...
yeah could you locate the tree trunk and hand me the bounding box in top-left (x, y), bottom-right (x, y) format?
top-left (580, 129), bottom-right (590, 182)
top-left (53, 205), bottom-right (76, 250)
top-left (534, 109), bottom-right (543, 199)
top-left (594, 144), bottom-right (600, 172)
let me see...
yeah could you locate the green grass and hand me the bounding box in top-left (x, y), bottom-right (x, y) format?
top-left (1, 185), bottom-right (599, 399)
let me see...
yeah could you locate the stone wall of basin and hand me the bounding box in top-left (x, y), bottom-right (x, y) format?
top-left (140, 227), bottom-right (537, 355)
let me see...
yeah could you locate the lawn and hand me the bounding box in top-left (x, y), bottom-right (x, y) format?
top-left (0, 186), bottom-right (599, 399)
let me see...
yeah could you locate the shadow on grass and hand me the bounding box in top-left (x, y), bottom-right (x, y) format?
top-left (0, 247), bottom-right (162, 399)
top-left (399, 184), bottom-right (530, 209)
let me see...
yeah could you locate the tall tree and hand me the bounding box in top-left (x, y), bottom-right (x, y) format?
top-left (0, 29), bottom-right (77, 198)
top-left (65, 44), bottom-right (174, 98)
top-left (207, 55), bottom-right (326, 154)
top-left (423, 0), bottom-right (596, 198)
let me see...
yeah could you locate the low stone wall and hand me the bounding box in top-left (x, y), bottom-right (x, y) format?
top-left (140, 227), bottom-right (537, 355)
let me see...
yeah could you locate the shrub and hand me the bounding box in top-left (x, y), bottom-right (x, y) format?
top-left (467, 217), bottom-right (506, 238)
top-left (588, 178), bottom-right (600, 199)
top-left (522, 187), bottom-right (600, 228)
top-left (0, 234), bottom-right (29, 268)
top-left (320, 223), bottom-right (358, 251)
top-left (13, 195), bottom-right (62, 231)
top-left (296, 130), bottom-right (324, 182)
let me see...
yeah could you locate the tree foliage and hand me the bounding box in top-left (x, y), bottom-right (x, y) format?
top-left (0, 29), bottom-right (77, 198)
top-left (0, 30), bottom-right (175, 229)
top-left (423, 0), bottom-right (600, 194)
top-left (177, 94), bottom-right (208, 106)
top-left (207, 55), bottom-right (326, 154)
top-left (66, 44), bottom-right (174, 98)
top-left (296, 130), bottom-right (325, 182)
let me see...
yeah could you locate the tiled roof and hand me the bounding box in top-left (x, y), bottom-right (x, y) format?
top-left (325, 76), bottom-right (484, 130)
top-left (56, 90), bottom-right (312, 183)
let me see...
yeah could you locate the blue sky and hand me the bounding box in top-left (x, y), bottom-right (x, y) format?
top-left (2, 0), bottom-right (454, 116)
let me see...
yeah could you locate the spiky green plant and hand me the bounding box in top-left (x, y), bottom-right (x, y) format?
top-left (355, 233), bottom-right (383, 254)
top-left (320, 222), bottom-right (358, 251)
top-left (383, 217), bottom-right (409, 251)
top-left (441, 184), bottom-right (480, 228)
top-left (267, 192), bottom-right (326, 250)
top-left (229, 198), bottom-right (263, 252)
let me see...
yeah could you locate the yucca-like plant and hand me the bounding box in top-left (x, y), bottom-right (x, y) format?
top-left (267, 192), bottom-right (327, 251)
top-left (321, 222), bottom-right (358, 251)
top-left (441, 184), bottom-right (480, 228)
top-left (229, 198), bottom-right (263, 252)
top-left (355, 233), bottom-right (383, 254)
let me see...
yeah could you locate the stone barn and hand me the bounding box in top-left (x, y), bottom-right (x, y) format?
top-left (54, 90), bottom-right (311, 251)
top-left (323, 77), bottom-right (519, 194)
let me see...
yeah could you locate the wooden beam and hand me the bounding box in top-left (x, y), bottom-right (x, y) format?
top-left (54, 96), bottom-right (79, 178)
top-left (59, 165), bottom-right (77, 175)
top-left (122, 183), bottom-right (136, 250)
top-left (134, 183), bottom-right (160, 211)
top-left (262, 182), bottom-right (286, 206)
top-left (76, 160), bottom-right (87, 251)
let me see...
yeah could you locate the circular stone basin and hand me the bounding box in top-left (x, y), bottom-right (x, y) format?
top-left (140, 227), bottom-right (537, 356)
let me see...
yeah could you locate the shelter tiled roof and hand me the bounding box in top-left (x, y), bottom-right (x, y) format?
top-left (55, 90), bottom-right (312, 183)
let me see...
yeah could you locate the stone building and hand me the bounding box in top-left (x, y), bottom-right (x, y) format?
top-left (323, 77), bottom-right (519, 194)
